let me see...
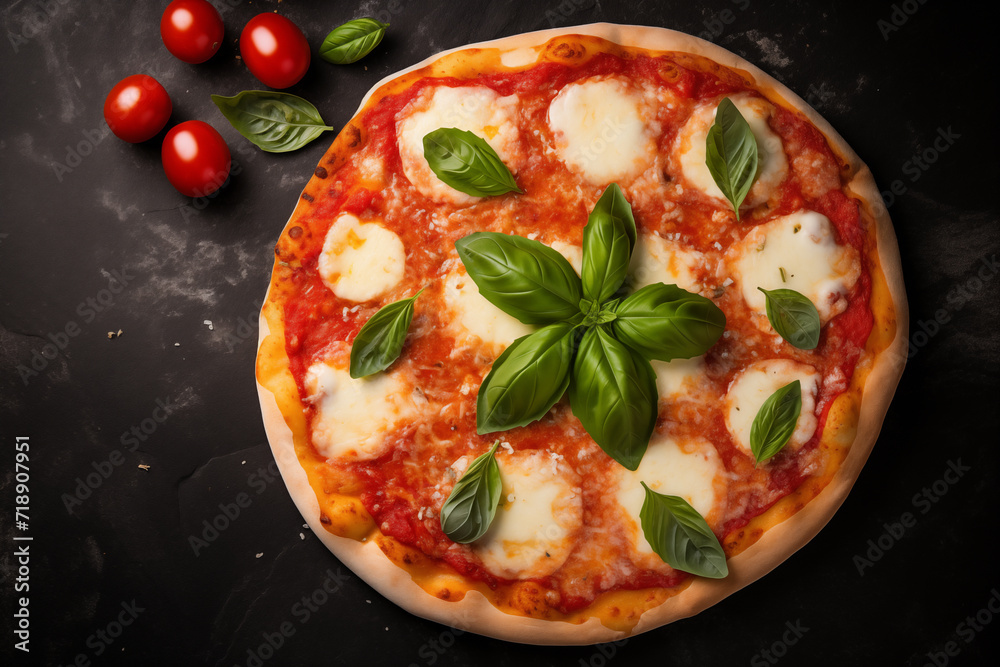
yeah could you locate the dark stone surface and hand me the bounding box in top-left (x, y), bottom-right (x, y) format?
top-left (1, 1), bottom-right (997, 665)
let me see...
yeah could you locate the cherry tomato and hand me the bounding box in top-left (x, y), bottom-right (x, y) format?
top-left (161, 121), bottom-right (231, 197)
top-left (239, 13), bottom-right (311, 89)
top-left (160, 0), bottom-right (224, 64)
top-left (103, 75), bottom-right (173, 144)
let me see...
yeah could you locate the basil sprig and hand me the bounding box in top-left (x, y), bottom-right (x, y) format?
top-left (211, 91), bottom-right (333, 153)
top-left (569, 327), bottom-right (658, 471)
top-left (455, 232), bottom-right (581, 324)
top-left (423, 128), bottom-right (522, 197)
top-left (440, 441), bottom-right (502, 544)
top-left (750, 380), bottom-right (802, 465)
top-left (613, 284), bottom-right (726, 362)
top-left (349, 290), bottom-right (422, 378)
top-left (639, 483), bottom-right (728, 578)
top-left (456, 184), bottom-right (726, 470)
top-left (705, 97), bottom-right (759, 220)
top-left (579, 298), bottom-right (619, 327)
top-left (478, 324), bottom-right (575, 433)
top-left (320, 18), bottom-right (389, 65)
top-left (581, 183), bottom-right (636, 303)
top-left (758, 287), bottom-right (821, 350)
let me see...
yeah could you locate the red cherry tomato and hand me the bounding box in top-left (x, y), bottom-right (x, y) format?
top-left (103, 75), bottom-right (172, 143)
top-left (239, 13), bottom-right (310, 89)
top-left (161, 121), bottom-right (231, 197)
top-left (160, 0), bottom-right (224, 64)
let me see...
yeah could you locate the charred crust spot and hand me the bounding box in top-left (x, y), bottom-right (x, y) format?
top-left (300, 192), bottom-right (314, 202)
top-left (403, 554), bottom-right (413, 565)
top-left (288, 225), bottom-right (303, 239)
top-left (438, 588), bottom-right (451, 600)
top-left (550, 41), bottom-right (585, 60)
top-left (345, 124), bottom-right (362, 148)
top-left (705, 61), bottom-right (724, 79)
top-left (320, 513), bottom-right (332, 524)
top-left (659, 63), bottom-right (680, 82)
top-left (725, 529), bottom-right (747, 550)
top-left (314, 166), bottom-right (329, 179)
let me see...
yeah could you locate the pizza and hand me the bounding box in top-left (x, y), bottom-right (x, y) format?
top-left (255, 24), bottom-right (907, 644)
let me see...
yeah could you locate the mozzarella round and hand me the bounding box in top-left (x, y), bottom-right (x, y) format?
top-left (304, 362), bottom-right (418, 461)
top-left (396, 85), bottom-right (523, 205)
top-left (725, 359), bottom-right (820, 456)
top-left (473, 450), bottom-right (583, 578)
top-left (627, 233), bottom-right (707, 293)
top-left (651, 356), bottom-right (707, 399)
top-left (673, 93), bottom-right (789, 209)
top-left (318, 213), bottom-right (405, 303)
top-left (549, 240), bottom-right (583, 276)
top-left (547, 77), bottom-right (656, 185)
top-left (442, 269), bottom-right (534, 350)
top-left (728, 210), bottom-right (861, 323)
top-left (615, 435), bottom-right (726, 557)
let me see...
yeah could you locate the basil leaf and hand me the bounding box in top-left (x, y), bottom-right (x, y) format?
top-left (569, 327), bottom-right (657, 471)
top-left (423, 128), bottom-right (522, 197)
top-left (581, 183), bottom-right (637, 303)
top-left (639, 483), bottom-right (728, 579)
top-left (211, 91), bottom-right (333, 153)
top-left (749, 380), bottom-right (802, 465)
top-left (440, 441), bottom-right (502, 544)
top-left (349, 290), bottom-right (422, 378)
top-left (758, 287), bottom-right (821, 350)
top-left (477, 324), bottom-right (574, 434)
top-left (705, 97), bottom-right (758, 220)
top-left (455, 232), bottom-right (582, 324)
top-left (320, 18), bottom-right (389, 65)
top-left (613, 284), bottom-right (726, 361)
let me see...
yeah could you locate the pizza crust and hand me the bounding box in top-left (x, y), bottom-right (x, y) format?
top-left (256, 23), bottom-right (907, 645)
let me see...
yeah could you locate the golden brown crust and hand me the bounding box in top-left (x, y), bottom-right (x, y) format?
top-left (256, 23), bottom-right (907, 645)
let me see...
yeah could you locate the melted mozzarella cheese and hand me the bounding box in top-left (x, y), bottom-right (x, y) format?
top-left (628, 233), bottom-right (707, 293)
top-left (547, 77), bottom-right (656, 185)
top-left (318, 214), bottom-right (405, 303)
top-left (651, 356), bottom-right (706, 399)
top-left (725, 359), bottom-right (820, 455)
top-left (473, 451), bottom-right (582, 578)
top-left (615, 435), bottom-right (726, 556)
top-left (304, 362), bottom-right (417, 461)
top-left (549, 240), bottom-right (583, 276)
top-left (396, 85), bottom-right (522, 205)
top-left (442, 270), bottom-right (534, 350)
top-left (729, 210), bottom-right (861, 322)
top-left (674, 93), bottom-right (789, 209)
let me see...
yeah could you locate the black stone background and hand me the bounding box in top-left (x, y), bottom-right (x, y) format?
top-left (1, 1), bottom-right (998, 665)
